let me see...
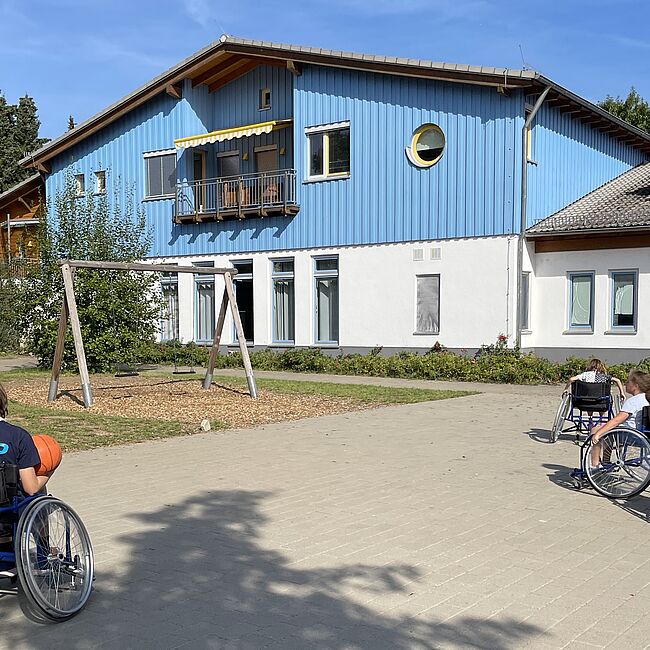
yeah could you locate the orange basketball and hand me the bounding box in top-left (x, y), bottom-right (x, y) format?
top-left (32, 434), bottom-right (63, 476)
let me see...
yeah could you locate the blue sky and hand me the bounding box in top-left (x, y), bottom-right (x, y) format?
top-left (1, 0), bottom-right (649, 140)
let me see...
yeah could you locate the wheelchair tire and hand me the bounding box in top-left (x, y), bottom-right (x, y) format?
top-left (551, 394), bottom-right (571, 443)
top-left (15, 496), bottom-right (93, 621)
top-left (584, 428), bottom-right (650, 499)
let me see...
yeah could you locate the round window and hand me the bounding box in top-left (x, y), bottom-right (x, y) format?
top-left (407, 124), bottom-right (445, 167)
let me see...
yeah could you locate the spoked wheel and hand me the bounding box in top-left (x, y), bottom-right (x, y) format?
top-left (551, 394), bottom-right (571, 443)
top-left (15, 496), bottom-right (93, 621)
top-left (585, 428), bottom-right (650, 499)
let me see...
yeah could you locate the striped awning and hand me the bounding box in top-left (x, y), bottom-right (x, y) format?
top-left (174, 119), bottom-right (292, 150)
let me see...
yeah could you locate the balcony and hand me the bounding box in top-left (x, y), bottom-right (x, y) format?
top-left (0, 257), bottom-right (39, 279)
top-left (174, 170), bottom-right (299, 223)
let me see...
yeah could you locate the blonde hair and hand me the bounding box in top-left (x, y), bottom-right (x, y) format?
top-left (585, 358), bottom-right (607, 374)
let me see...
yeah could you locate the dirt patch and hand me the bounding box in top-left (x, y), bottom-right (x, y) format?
top-left (4, 376), bottom-right (375, 429)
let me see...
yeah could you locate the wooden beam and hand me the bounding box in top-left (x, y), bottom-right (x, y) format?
top-left (208, 61), bottom-right (260, 92)
top-left (191, 55), bottom-right (245, 87)
top-left (535, 232), bottom-right (650, 253)
top-left (58, 259), bottom-right (238, 276)
top-left (35, 161), bottom-right (51, 174)
top-left (165, 83), bottom-right (182, 99)
top-left (287, 60), bottom-right (302, 76)
top-left (202, 287), bottom-right (229, 390)
top-left (224, 272), bottom-right (257, 399)
top-left (61, 263), bottom-right (93, 408)
top-left (47, 292), bottom-right (70, 403)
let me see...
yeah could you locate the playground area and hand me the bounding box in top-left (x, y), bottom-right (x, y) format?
top-left (2, 373), bottom-right (650, 648)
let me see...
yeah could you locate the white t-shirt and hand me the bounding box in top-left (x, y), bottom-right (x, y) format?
top-left (577, 370), bottom-right (610, 383)
top-left (621, 393), bottom-right (649, 430)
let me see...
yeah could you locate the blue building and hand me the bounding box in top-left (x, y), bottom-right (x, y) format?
top-left (23, 36), bottom-right (650, 358)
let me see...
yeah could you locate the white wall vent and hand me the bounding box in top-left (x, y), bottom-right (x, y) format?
top-left (412, 248), bottom-right (424, 261)
top-left (430, 247), bottom-right (442, 261)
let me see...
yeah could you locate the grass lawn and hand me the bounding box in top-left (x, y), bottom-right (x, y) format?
top-left (1, 369), bottom-right (476, 452)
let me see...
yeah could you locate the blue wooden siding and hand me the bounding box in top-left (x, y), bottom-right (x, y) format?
top-left (526, 102), bottom-right (648, 226)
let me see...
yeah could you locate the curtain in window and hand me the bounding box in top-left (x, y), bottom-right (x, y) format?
top-left (316, 278), bottom-right (339, 342)
top-left (416, 276), bottom-right (440, 334)
top-left (613, 273), bottom-right (635, 326)
top-left (570, 276), bottom-right (592, 327)
top-left (196, 281), bottom-right (215, 341)
top-left (274, 279), bottom-right (294, 341)
top-left (161, 283), bottom-right (179, 340)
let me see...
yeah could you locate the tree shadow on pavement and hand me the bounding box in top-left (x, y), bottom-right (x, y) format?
top-left (4, 490), bottom-right (544, 649)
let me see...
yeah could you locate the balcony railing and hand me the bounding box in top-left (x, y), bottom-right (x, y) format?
top-left (175, 169), bottom-right (299, 223)
top-left (0, 257), bottom-right (39, 279)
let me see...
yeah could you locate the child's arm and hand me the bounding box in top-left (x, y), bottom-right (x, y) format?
top-left (612, 377), bottom-right (625, 396)
top-left (19, 467), bottom-right (50, 495)
top-left (563, 375), bottom-right (581, 393)
top-left (591, 411), bottom-right (630, 442)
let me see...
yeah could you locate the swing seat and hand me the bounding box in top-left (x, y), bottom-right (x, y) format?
top-left (114, 363), bottom-right (139, 377)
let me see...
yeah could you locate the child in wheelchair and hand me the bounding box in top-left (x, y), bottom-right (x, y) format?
top-left (0, 383), bottom-right (54, 550)
top-left (563, 358), bottom-right (625, 402)
top-left (590, 370), bottom-right (650, 465)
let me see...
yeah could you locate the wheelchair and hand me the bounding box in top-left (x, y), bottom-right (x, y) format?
top-left (570, 406), bottom-right (650, 499)
top-left (550, 379), bottom-right (623, 444)
top-left (0, 463), bottom-right (93, 621)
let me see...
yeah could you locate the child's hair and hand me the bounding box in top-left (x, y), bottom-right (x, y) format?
top-left (585, 358), bottom-right (607, 374)
top-left (0, 384), bottom-right (7, 418)
top-left (628, 370), bottom-right (650, 395)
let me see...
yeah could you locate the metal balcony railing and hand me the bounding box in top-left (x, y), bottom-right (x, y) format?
top-left (175, 169), bottom-right (299, 222)
top-left (0, 257), bottom-right (39, 279)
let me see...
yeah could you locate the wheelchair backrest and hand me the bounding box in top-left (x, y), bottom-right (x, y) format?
top-left (571, 380), bottom-right (611, 411)
top-left (0, 462), bottom-right (18, 506)
top-left (642, 406), bottom-right (650, 433)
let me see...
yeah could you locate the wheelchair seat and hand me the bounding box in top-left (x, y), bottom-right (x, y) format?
top-left (571, 380), bottom-right (611, 413)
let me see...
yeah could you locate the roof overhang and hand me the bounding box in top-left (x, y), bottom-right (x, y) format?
top-left (526, 225), bottom-right (650, 239)
top-left (0, 174), bottom-right (42, 209)
top-left (174, 119), bottom-right (292, 149)
top-left (0, 218), bottom-right (40, 230)
top-left (20, 35), bottom-right (650, 170)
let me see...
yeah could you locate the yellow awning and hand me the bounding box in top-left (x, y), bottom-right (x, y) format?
top-left (174, 119), bottom-right (292, 150)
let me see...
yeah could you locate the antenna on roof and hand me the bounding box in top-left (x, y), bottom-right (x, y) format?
top-left (518, 44), bottom-right (532, 71)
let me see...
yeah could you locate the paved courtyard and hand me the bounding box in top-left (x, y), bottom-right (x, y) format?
top-left (2, 373), bottom-right (650, 649)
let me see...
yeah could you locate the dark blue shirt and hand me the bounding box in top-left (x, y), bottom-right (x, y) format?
top-left (0, 420), bottom-right (40, 469)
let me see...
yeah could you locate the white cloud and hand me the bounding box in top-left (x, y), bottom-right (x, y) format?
top-left (183, 0), bottom-right (228, 31)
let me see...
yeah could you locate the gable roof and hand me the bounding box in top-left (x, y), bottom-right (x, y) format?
top-left (21, 35), bottom-right (650, 170)
top-left (0, 174), bottom-right (42, 210)
top-left (527, 163), bottom-right (650, 236)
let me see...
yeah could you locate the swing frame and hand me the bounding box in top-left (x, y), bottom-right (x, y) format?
top-left (47, 259), bottom-right (258, 408)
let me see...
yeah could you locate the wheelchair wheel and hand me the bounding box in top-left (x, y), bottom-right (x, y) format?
top-left (585, 428), bottom-right (650, 499)
top-left (551, 394), bottom-right (571, 443)
top-left (15, 496), bottom-right (93, 621)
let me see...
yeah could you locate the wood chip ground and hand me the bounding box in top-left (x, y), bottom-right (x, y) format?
top-left (4, 376), bottom-right (377, 429)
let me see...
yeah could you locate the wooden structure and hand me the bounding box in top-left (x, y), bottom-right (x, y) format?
top-left (48, 259), bottom-right (258, 409)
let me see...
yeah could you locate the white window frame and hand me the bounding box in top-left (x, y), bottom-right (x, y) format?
top-left (305, 121), bottom-right (350, 182)
top-left (609, 269), bottom-right (638, 332)
top-left (144, 149), bottom-right (177, 199)
top-left (74, 173), bottom-right (85, 197)
top-left (160, 266), bottom-right (179, 342)
top-left (520, 271), bottom-right (531, 332)
top-left (313, 256), bottom-right (339, 345)
top-left (414, 274), bottom-right (440, 335)
top-left (94, 170), bottom-right (106, 195)
top-left (271, 258), bottom-right (295, 344)
top-left (193, 261), bottom-right (215, 344)
top-left (231, 259), bottom-right (254, 344)
top-left (567, 271), bottom-right (594, 332)
top-left (259, 88), bottom-right (271, 110)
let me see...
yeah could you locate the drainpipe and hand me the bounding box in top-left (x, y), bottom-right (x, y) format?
top-left (515, 85), bottom-right (551, 349)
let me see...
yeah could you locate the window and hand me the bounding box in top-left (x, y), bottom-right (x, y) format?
top-left (232, 260), bottom-right (254, 343)
top-left (314, 257), bottom-right (339, 344)
top-left (218, 151), bottom-right (240, 178)
top-left (145, 151), bottom-right (176, 198)
top-left (305, 122), bottom-right (350, 180)
top-left (74, 173), bottom-right (85, 196)
top-left (520, 272), bottom-right (530, 331)
top-left (272, 259), bottom-right (295, 343)
top-left (611, 271), bottom-right (637, 330)
top-left (407, 124), bottom-right (445, 168)
top-left (260, 88), bottom-right (271, 110)
top-left (160, 269), bottom-right (179, 341)
top-left (95, 170), bottom-right (106, 194)
top-left (415, 275), bottom-right (440, 334)
top-left (194, 261), bottom-right (215, 343)
top-left (568, 272), bottom-right (594, 330)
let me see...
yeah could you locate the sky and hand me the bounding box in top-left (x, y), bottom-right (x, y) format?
top-left (1, 0), bottom-right (649, 140)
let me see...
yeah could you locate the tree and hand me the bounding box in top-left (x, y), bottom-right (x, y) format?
top-left (0, 90), bottom-right (49, 193)
top-left (19, 173), bottom-right (161, 371)
top-left (599, 87), bottom-right (650, 134)
top-left (0, 266), bottom-right (20, 352)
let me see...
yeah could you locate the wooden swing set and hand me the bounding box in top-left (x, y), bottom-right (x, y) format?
top-left (47, 259), bottom-right (257, 409)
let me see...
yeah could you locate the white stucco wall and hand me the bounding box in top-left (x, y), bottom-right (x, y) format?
top-left (522, 245), bottom-right (650, 353)
top-left (154, 235), bottom-right (518, 350)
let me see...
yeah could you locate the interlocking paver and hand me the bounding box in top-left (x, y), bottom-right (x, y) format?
top-left (2, 372), bottom-right (650, 647)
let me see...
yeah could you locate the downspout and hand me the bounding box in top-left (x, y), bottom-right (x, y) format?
top-left (515, 85), bottom-right (551, 348)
